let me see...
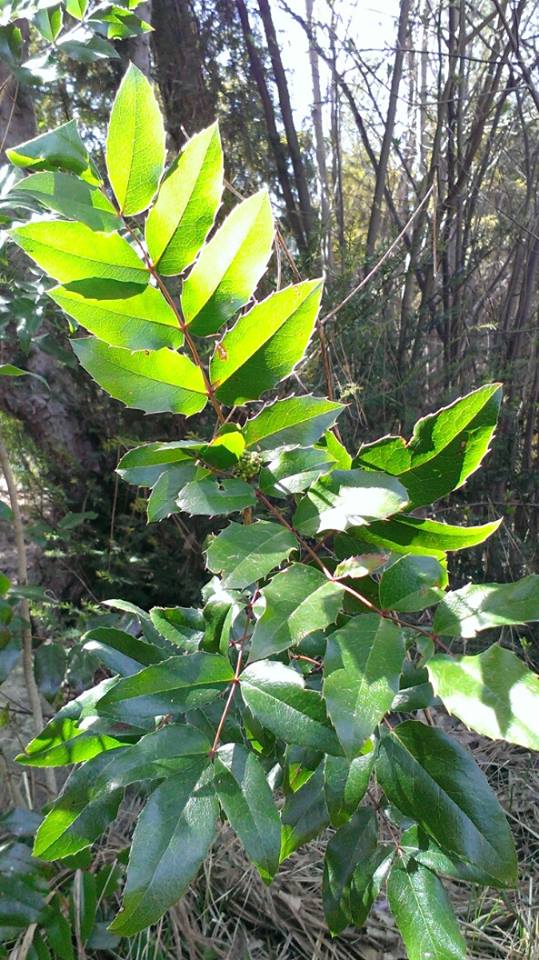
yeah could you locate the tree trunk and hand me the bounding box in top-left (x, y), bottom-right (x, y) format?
top-left (256, 0), bottom-right (315, 252)
top-left (305, 0), bottom-right (331, 268)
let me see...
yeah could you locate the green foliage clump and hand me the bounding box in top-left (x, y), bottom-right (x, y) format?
top-left (4, 63), bottom-right (539, 959)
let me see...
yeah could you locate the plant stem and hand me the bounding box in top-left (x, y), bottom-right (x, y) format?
top-left (208, 630), bottom-right (247, 759)
top-left (0, 432), bottom-right (56, 794)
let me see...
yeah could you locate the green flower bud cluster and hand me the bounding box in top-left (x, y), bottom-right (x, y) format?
top-left (235, 450), bottom-right (263, 480)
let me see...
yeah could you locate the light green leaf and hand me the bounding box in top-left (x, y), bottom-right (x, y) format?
top-left (427, 644), bottom-right (539, 749)
top-left (146, 123), bottom-right (223, 275)
top-left (147, 463), bottom-right (197, 522)
top-left (355, 384), bottom-right (502, 508)
top-left (376, 720), bottom-right (517, 887)
top-left (240, 660), bottom-right (342, 756)
top-left (49, 280), bottom-right (182, 351)
top-left (106, 62), bottom-right (165, 215)
top-left (293, 469), bottom-right (409, 536)
top-left (388, 860), bottom-right (466, 960)
top-left (109, 760), bottom-right (217, 935)
top-left (95, 652), bottom-right (234, 718)
top-left (34, 5), bottom-right (63, 41)
top-left (72, 338), bottom-right (207, 415)
top-left (205, 520), bottom-right (297, 589)
top-left (334, 553), bottom-right (390, 579)
top-left (244, 395), bottom-right (345, 451)
top-left (249, 563), bottom-right (343, 663)
top-left (6, 120), bottom-right (99, 183)
top-left (10, 221), bottom-right (148, 285)
top-left (433, 575), bottom-right (539, 638)
top-left (176, 478), bottom-right (255, 516)
top-left (210, 280), bottom-right (323, 404)
top-left (280, 763), bottom-right (329, 860)
top-left (338, 515), bottom-right (502, 559)
top-left (11, 172), bottom-right (121, 232)
top-left (199, 428), bottom-right (245, 470)
top-left (379, 555), bottom-right (447, 612)
top-left (259, 446), bottom-right (336, 498)
top-left (323, 808), bottom-right (378, 934)
top-left (182, 190), bottom-right (273, 336)
top-left (65, 0), bottom-right (87, 19)
top-left (215, 744), bottom-right (280, 881)
top-left (323, 615), bottom-right (404, 757)
top-left (116, 440), bottom-right (202, 486)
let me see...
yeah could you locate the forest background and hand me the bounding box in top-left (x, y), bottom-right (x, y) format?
top-left (0, 0), bottom-right (538, 957)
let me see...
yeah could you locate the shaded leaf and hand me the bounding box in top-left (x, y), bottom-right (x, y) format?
top-left (324, 749), bottom-right (375, 828)
top-left (249, 563), bottom-right (343, 662)
top-left (177, 478), bottom-right (255, 516)
top-left (323, 808), bottom-right (378, 934)
top-left (379, 554), bottom-right (447, 612)
top-left (11, 172), bottom-right (121, 232)
top-left (280, 763), bottom-right (329, 860)
top-left (387, 860), bottom-right (466, 960)
top-left (205, 520), bottom-right (297, 589)
top-left (6, 120), bottom-right (98, 183)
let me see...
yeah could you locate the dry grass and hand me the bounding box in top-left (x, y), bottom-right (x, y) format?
top-left (105, 716), bottom-right (539, 960)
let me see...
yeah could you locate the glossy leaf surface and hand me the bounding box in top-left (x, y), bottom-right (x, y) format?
top-left (323, 808), bottom-right (378, 934)
top-left (205, 520), bottom-right (296, 589)
top-left (376, 721), bottom-right (517, 887)
top-left (293, 469), bottom-right (409, 536)
top-left (324, 615), bottom-right (404, 756)
top-left (11, 172), bottom-right (121, 231)
top-left (340, 515), bottom-right (501, 559)
top-left (243, 395), bottom-right (344, 451)
top-left (249, 563), bottom-right (343, 662)
top-left (388, 861), bottom-right (466, 960)
top-left (379, 555), bottom-right (447, 612)
top-left (177, 478), bottom-right (256, 516)
top-left (428, 644), bottom-right (539, 749)
top-left (433, 575), bottom-right (539, 637)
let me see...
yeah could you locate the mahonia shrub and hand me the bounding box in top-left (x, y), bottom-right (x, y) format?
top-left (7, 64), bottom-right (539, 957)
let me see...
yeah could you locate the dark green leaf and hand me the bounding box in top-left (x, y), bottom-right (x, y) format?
top-left (215, 744), bottom-right (280, 881)
top-left (177, 478), bottom-right (256, 516)
top-left (210, 280), bottom-right (323, 404)
top-left (433, 575), bottom-right (539, 637)
top-left (293, 469), bottom-right (409, 536)
top-left (400, 824), bottom-right (494, 885)
top-left (147, 462), bottom-right (198, 521)
top-left (108, 760), bottom-right (217, 935)
top-left (379, 555), bottom-right (447, 612)
top-left (116, 440), bottom-right (201, 486)
top-left (6, 120), bottom-right (98, 182)
top-left (34, 643), bottom-right (66, 701)
top-left (82, 626), bottom-right (162, 676)
top-left (280, 763), bottom-right (329, 860)
top-left (182, 190), bottom-right (273, 336)
top-left (349, 844), bottom-right (394, 927)
top-left (427, 644), bottom-right (539, 749)
top-left (150, 606), bottom-right (205, 650)
top-left (355, 384), bottom-right (501, 508)
top-left (241, 661), bottom-right (342, 755)
top-left (376, 720), bottom-right (517, 887)
top-left (205, 520), bottom-right (297, 589)
top-left (324, 750), bottom-right (374, 827)
top-left (323, 808), bottom-right (377, 934)
top-left (323, 615), bottom-right (404, 757)
top-left (259, 446), bottom-right (336, 498)
top-left (146, 123), bottom-right (223, 274)
top-left (249, 563), bottom-right (343, 662)
top-left (96, 652), bottom-right (234, 718)
top-left (72, 338), bottom-right (207, 415)
top-left (106, 63), bottom-right (165, 215)
top-left (387, 860), bottom-right (466, 960)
